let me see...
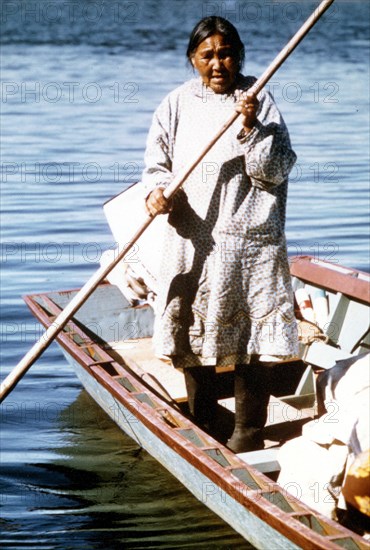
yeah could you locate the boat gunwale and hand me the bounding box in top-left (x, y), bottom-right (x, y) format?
top-left (289, 256), bottom-right (370, 304)
top-left (22, 270), bottom-right (370, 550)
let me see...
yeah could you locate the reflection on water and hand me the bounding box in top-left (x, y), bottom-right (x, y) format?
top-left (1, 391), bottom-right (251, 548)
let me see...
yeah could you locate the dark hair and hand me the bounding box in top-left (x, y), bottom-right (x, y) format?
top-left (186, 16), bottom-right (245, 70)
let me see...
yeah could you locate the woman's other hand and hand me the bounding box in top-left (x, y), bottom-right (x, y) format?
top-left (145, 187), bottom-right (172, 216)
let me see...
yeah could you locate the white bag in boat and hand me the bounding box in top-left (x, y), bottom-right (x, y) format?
top-left (277, 353), bottom-right (370, 518)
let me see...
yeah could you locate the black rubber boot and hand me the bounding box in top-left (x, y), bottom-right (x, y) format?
top-left (183, 366), bottom-right (218, 431)
top-left (226, 362), bottom-right (271, 453)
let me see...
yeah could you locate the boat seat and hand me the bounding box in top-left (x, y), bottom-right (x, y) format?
top-left (301, 340), bottom-right (353, 370)
top-left (237, 448), bottom-right (280, 474)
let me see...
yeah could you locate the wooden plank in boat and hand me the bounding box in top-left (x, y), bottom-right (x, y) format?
top-left (108, 338), bottom-right (236, 400)
top-left (237, 448), bottom-right (280, 474)
top-left (108, 338), bottom-right (188, 401)
top-left (303, 341), bottom-right (353, 369)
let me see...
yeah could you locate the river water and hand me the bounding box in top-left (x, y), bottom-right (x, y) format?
top-left (1, 1), bottom-right (369, 548)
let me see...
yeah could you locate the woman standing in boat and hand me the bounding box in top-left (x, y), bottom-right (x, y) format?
top-left (143, 16), bottom-right (298, 452)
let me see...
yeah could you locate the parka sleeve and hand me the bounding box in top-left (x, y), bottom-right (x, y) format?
top-left (141, 95), bottom-right (175, 196)
top-left (238, 90), bottom-right (297, 189)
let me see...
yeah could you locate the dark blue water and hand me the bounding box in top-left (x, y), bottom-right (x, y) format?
top-left (1, 1), bottom-right (369, 548)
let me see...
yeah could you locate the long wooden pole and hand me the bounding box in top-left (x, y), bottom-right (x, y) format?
top-left (0, 0), bottom-right (335, 403)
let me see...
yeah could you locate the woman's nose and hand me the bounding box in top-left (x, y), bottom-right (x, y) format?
top-left (211, 55), bottom-right (222, 70)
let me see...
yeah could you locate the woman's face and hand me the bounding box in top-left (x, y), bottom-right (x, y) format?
top-left (191, 33), bottom-right (239, 94)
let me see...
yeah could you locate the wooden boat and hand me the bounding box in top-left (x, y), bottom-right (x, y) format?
top-left (24, 255), bottom-right (370, 550)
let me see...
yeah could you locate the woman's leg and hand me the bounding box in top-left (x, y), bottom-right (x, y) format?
top-left (183, 366), bottom-right (218, 431)
top-left (226, 360), bottom-right (272, 453)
